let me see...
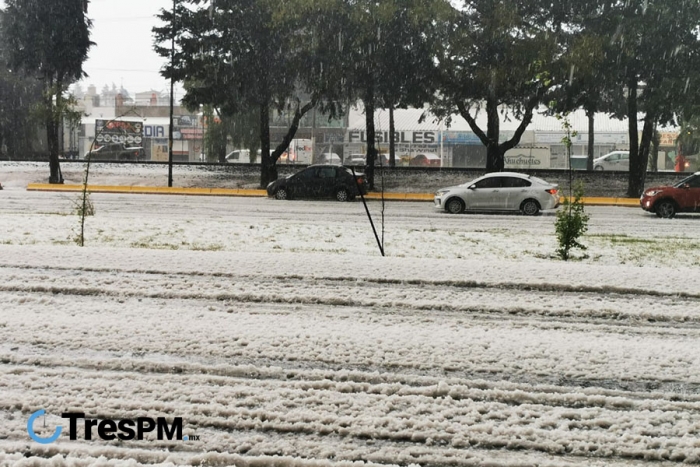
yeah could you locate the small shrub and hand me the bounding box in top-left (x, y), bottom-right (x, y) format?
top-left (555, 182), bottom-right (589, 260)
top-left (73, 193), bottom-right (95, 217)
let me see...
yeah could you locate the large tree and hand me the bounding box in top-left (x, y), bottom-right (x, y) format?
top-left (0, 11), bottom-right (43, 160)
top-left (339, 0), bottom-right (450, 183)
top-left (595, 0), bottom-right (700, 196)
top-left (155, 0), bottom-right (345, 187)
top-left (549, 16), bottom-right (624, 171)
top-left (436, 0), bottom-right (570, 172)
top-left (2, 0), bottom-right (92, 183)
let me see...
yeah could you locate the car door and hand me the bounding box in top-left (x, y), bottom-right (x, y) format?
top-left (465, 176), bottom-right (502, 210)
top-left (676, 174), bottom-right (700, 210)
top-left (499, 176), bottom-right (532, 210)
top-left (604, 153), bottom-right (620, 170)
top-left (619, 153), bottom-right (630, 171)
top-left (288, 167), bottom-right (317, 198)
top-left (316, 166), bottom-right (338, 197)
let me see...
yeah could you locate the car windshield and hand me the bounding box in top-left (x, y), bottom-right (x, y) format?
top-left (673, 174), bottom-right (698, 188)
top-left (459, 179), bottom-right (478, 186)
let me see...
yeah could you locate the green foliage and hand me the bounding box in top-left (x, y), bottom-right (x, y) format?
top-left (154, 0), bottom-right (344, 185)
top-left (0, 56), bottom-right (43, 157)
top-left (71, 191), bottom-right (95, 246)
top-left (2, 0), bottom-right (92, 181)
top-left (555, 182), bottom-right (589, 261)
top-left (677, 113), bottom-right (700, 157)
top-left (557, 113), bottom-right (578, 152)
top-left (435, 0), bottom-right (567, 171)
top-left (73, 193), bottom-right (95, 218)
top-left (202, 109), bottom-right (229, 163)
top-left (2, 0), bottom-right (92, 83)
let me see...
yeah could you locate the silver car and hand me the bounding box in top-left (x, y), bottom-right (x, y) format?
top-left (593, 151), bottom-right (629, 171)
top-left (434, 172), bottom-right (560, 215)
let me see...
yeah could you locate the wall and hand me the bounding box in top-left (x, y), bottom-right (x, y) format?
top-left (217, 163), bottom-right (691, 197)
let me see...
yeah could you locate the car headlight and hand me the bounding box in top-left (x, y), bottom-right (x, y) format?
top-left (435, 190), bottom-right (449, 197)
top-left (645, 190), bottom-right (661, 197)
top-left (266, 181), bottom-right (275, 189)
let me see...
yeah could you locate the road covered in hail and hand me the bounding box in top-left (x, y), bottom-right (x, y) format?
top-left (1, 190), bottom-right (699, 466)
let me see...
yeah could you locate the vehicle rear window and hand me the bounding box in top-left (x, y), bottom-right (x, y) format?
top-left (502, 177), bottom-right (531, 187)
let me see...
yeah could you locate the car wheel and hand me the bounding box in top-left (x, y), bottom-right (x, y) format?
top-left (521, 199), bottom-right (540, 216)
top-left (275, 188), bottom-right (289, 200)
top-left (655, 200), bottom-right (676, 218)
top-left (594, 165), bottom-right (604, 171)
top-left (445, 197), bottom-right (464, 214)
top-left (336, 188), bottom-right (349, 202)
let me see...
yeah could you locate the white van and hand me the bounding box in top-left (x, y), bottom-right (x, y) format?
top-left (225, 149), bottom-right (251, 163)
top-left (319, 153), bottom-right (342, 165)
top-left (593, 151), bottom-right (629, 171)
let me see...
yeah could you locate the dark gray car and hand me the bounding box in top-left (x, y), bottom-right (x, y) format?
top-left (266, 165), bottom-right (368, 202)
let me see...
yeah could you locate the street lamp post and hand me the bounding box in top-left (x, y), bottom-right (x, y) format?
top-left (168, 0), bottom-right (175, 187)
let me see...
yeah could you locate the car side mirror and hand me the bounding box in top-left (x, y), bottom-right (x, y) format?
top-left (468, 185), bottom-right (476, 190)
top-left (683, 183), bottom-right (690, 189)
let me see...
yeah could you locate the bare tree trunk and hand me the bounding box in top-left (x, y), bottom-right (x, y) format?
top-left (364, 87), bottom-right (377, 189)
top-left (638, 113), bottom-right (655, 184)
top-left (271, 100), bottom-right (315, 163)
top-left (586, 107), bottom-right (595, 171)
top-left (485, 96), bottom-right (502, 172)
top-left (627, 78), bottom-right (643, 198)
top-left (650, 126), bottom-right (659, 172)
top-left (389, 105), bottom-right (395, 167)
top-left (259, 101), bottom-right (275, 187)
top-left (46, 81), bottom-right (63, 184)
top-left (457, 94), bottom-right (536, 174)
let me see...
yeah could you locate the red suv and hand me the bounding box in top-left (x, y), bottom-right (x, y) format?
top-left (640, 172), bottom-right (700, 218)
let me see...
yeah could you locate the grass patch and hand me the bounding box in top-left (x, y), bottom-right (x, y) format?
top-left (36, 211), bottom-right (71, 216)
top-left (590, 234), bottom-right (657, 245)
top-left (191, 243), bottom-right (224, 251)
top-left (130, 240), bottom-right (180, 250)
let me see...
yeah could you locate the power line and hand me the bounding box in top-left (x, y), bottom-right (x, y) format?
top-left (85, 67), bottom-right (165, 73)
top-left (91, 16), bottom-right (157, 22)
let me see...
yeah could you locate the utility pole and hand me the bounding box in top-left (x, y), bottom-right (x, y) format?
top-left (168, 0), bottom-right (175, 187)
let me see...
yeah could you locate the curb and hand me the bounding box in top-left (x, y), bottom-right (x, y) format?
top-left (26, 183), bottom-right (640, 206)
top-left (27, 184), bottom-right (266, 197)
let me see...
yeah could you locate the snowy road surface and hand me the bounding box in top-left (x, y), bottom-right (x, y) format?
top-left (1, 188), bottom-right (700, 466)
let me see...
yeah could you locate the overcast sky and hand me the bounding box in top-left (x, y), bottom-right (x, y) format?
top-left (76, 0), bottom-right (175, 94)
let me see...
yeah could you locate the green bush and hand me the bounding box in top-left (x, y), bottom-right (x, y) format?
top-left (555, 182), bottom-right (589, 260)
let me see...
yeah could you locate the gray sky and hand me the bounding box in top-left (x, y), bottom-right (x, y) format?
top-left (76, 0), bottom-right (175, 94)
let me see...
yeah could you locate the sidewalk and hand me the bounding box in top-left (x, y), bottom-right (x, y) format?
top-left (26, 183), bottom-right (640, 206)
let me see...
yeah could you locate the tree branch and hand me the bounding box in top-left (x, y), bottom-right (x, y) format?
top-left (498, 96), bottom-right (537, 153)
top-left (271, 98), bottom-right (317, 163)
top-left (456, 101), bottom-right (489, 146)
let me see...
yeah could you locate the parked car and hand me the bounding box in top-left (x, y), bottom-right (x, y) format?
top-left (346, 154), bottom-right (390, 166)
top-left (434, 172), bottom-right (560, 215)
top-left (318, 153), bottom-right (342, 165)
top-left (410, 153), bottom-right (442, 167)
top-left (225, 149), bottom-right (251, 163)
top-left (593, 151), bottom-right (629, 171)
top-left (85, 143), bottom-right (145, 161)
top-left (640, 171), bottom-right (700, 218)
top-left (266, 165), bottom-right (368, 201)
